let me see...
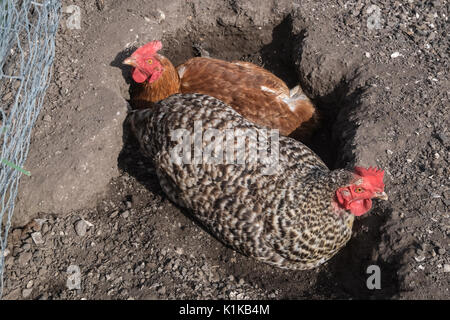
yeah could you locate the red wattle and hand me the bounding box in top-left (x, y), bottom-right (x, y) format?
top-left (348, 199), bottom-right (372, 216)
top-left (132, 68), bottom-right (148, 83)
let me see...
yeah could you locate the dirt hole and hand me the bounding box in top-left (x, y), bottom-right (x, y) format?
top-left (115, 16), bottom-right (348, 169)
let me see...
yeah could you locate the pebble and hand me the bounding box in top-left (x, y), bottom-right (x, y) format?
top-left (41, 223), bottom-right (49, 235)
top-left (437, 248), bottom-right (445, 255)
top-left (154, 9), bottom-right (165, 23)
top-left (444, 264), bottom-right (450, 273)
top-left (157, 286), bottom-right (166, 294)
top-left (18, 251), bottom-right (32, 266)
top-left (391, 51), bottom-right (402, 58)
top-left (2, 92), bottom-right (12, 101)
top-left (436, 133), bottom-right (447, 145)
top-left (121, 210), bottom-right (130, 218)
top-left (75, 219), bottom-right (88, 237)
top-left (110, 210), bottom-right (119, 218)
top-left (26, 280), bottom-right (34, 289)
top-left (22, 288), bottom-right (33, 298)
top-left (31, 232), bottom-right (45, 245)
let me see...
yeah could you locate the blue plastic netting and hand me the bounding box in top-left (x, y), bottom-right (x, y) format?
top-left (0, 0), bottom-right (61, 297)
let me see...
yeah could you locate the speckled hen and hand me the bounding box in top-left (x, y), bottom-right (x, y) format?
top-left (128, 93), bottom-right (388, 270)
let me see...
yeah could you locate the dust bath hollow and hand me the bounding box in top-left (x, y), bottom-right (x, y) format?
top-left (120, 16), bottom-right (350, 169)
top-left (117, 14), bottom-right (397, 300)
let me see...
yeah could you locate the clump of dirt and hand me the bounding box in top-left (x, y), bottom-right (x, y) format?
top-left (2, 0), bottom-right (449, 300)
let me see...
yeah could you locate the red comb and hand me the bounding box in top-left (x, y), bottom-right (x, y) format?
top-left (354, 166), bottom-right (385, 189)
top-left (133, 40), bottom-right (162, 57)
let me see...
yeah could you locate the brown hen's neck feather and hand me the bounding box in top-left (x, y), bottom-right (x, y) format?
top-left (131, 54), bottom-right (180, 109)
top-left (149, 55), bottom-right (180, 99)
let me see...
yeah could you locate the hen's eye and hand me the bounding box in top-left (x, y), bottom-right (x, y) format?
top-left (147, 59), bottom-right (153, 64)
top-left (355, 187), bottom-right (364, 193)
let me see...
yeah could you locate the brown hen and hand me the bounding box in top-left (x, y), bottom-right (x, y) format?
top-left (123, 40), bottom-right (318, 139)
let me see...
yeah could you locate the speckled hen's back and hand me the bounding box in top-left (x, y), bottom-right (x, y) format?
top-left (128, 93), bottom-right (356, 270)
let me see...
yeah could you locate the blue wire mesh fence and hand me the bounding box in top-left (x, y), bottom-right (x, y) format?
top-left (0, 0), bottom-right (61, 297)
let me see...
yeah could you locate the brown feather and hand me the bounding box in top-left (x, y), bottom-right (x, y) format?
top-left (178, 57), bottom-right (317, 137)
top-left (129, 55), bottom-right (180, 109)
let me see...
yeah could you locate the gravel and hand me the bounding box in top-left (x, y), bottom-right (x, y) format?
top-left (1, 0), bottom-right (449, 300)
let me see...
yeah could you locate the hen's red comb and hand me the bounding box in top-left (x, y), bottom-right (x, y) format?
top-left (133, 40), bottom-right (162, 57)
top-left (354, 166), bottom-right (385, 189)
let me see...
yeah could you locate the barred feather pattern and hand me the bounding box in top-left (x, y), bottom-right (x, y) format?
top-left (128, 93), bottom-right (356, 270)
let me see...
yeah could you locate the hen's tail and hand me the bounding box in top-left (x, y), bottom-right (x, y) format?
top-left (287, 85), bottom-right (320, 143)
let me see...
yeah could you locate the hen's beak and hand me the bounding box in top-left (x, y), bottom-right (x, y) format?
top-left (374, 191), bottom-right (388, 201)
top-left (123, 57), bottom-right (137, 67)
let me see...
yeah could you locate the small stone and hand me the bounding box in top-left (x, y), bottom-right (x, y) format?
top-left (126, 201), bottom-right (132, 209)
top-left (74, 220), bottom-right (88, 236)
top-left (3, 248), bottom-right (10, 257)
top-left (95, 0), bottom-right (104, 11)
top-left (437, 248), bottom-right (446, 255)
top-left (22, 288), bottom-right (33, 298)
top-left (414, 255), bottom-right (425, 262)
top-left (18, 251), bottom-right (32, 266)
top-left (2, 92), bottom-right (12, 101)
top-left (157, 286), bottom-right (166, 294)
top-left (436, 133), bottom-right (447, 145)
top-left (444, 264), bottom-right (450, 272)
top-left (41, 223), bottom-right (49, 235)
top-left (31, 232), bottom-right (45, 245)
top-left (11, 228), bottom-right (23, 241)
top-left (110, 210), bottom-right (119, 218)
top-left (121, 210), bottom-right (130, 218)
top-left (391, 51), bottom-right (401, 58)
top-left (26, 280), bottom-right (34, 289)
top-left (153, 9), bottom-right (165, 23)
top-left (84, 220), bottom-right (94, 227)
